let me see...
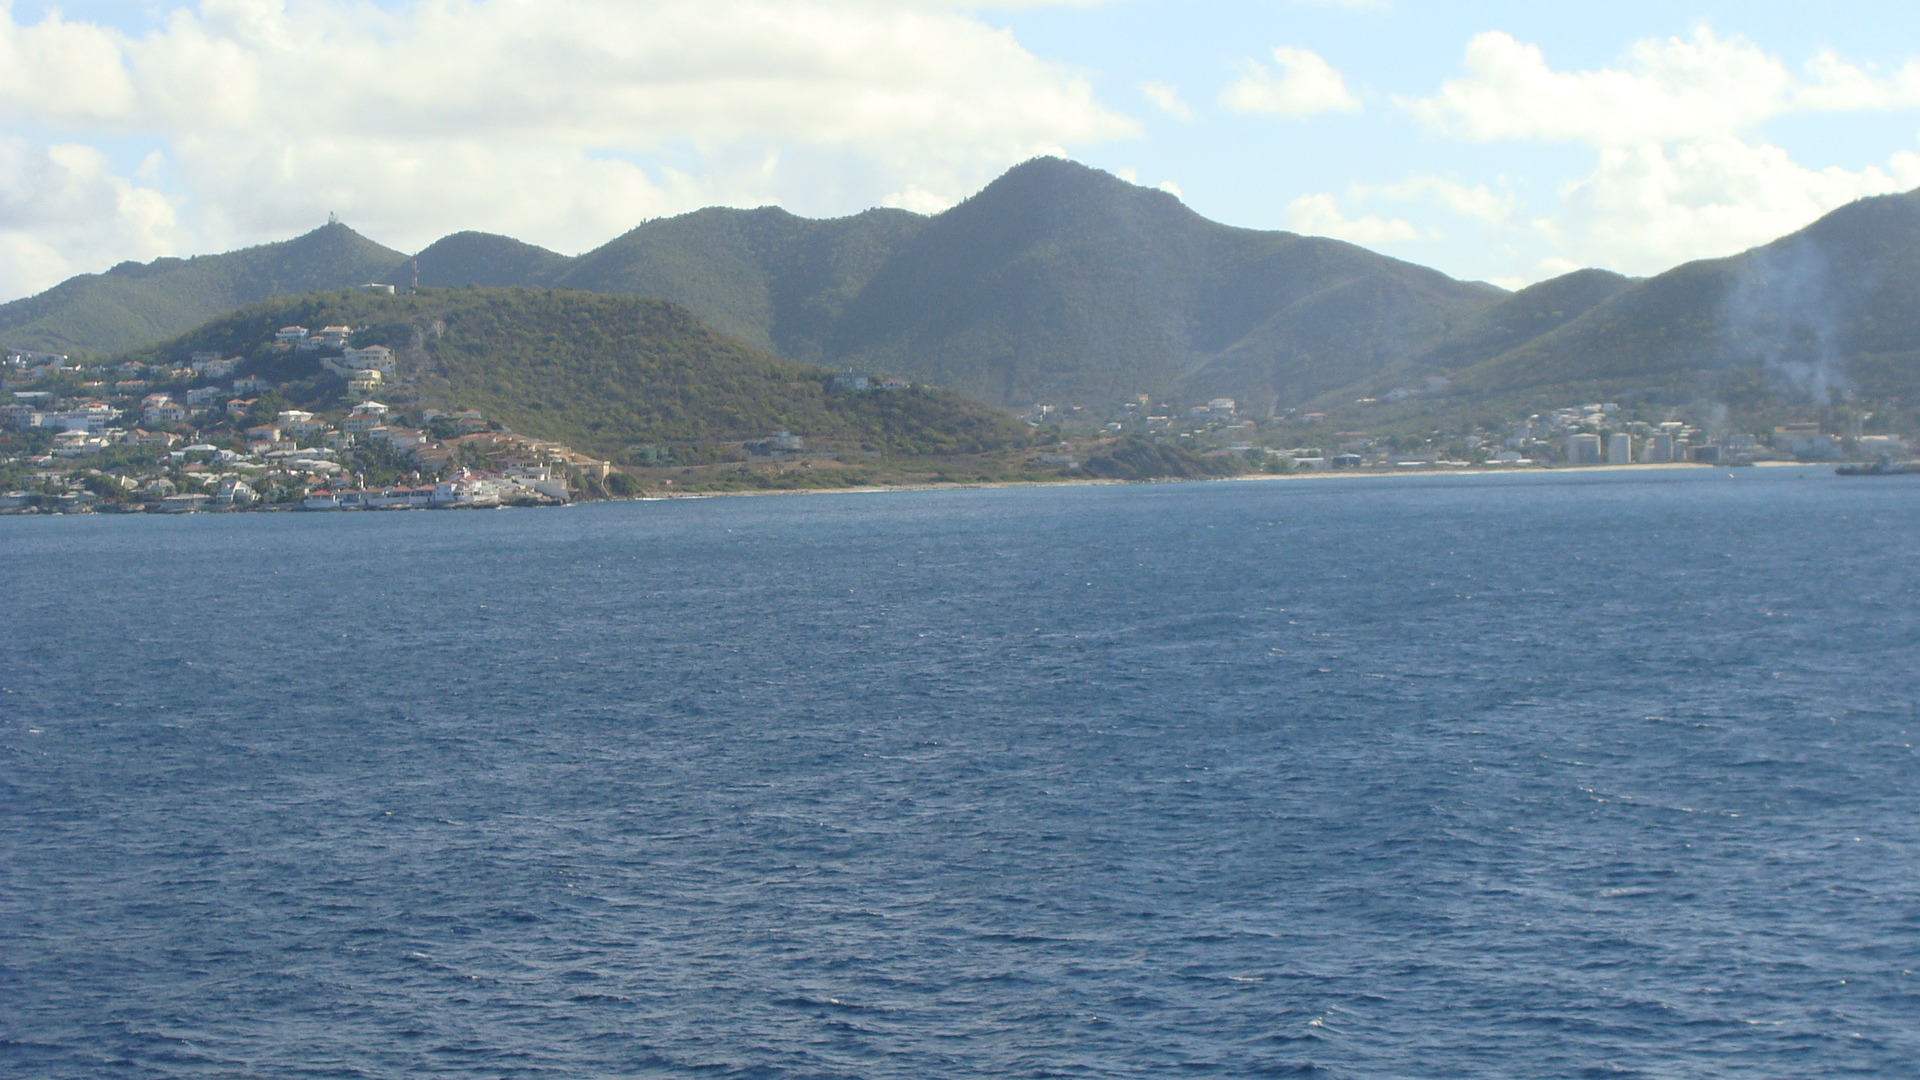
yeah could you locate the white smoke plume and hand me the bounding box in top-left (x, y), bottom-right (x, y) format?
top-left (1719, 236), bottom-right (1856, 404)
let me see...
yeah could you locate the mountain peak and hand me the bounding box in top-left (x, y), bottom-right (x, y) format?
top-left (965, 156), bottom-right (1160, 208)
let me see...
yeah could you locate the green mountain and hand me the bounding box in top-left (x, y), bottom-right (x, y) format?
top-left (116, 287), bottom-right (1031, 460)
top-left (24, 159), bottom-right (1920, 429)
top-left (1416, 191), bottom-right (1920, 420)
top-left (393, 231), bottom-right (571, 288)
top-left (5, 159), bottom-right (1507, 410)
top-left (0, 223), bottom-right (403, 358)
top-left (550, 206), bottom-right (926, 362)
top-left (1410, 268), bottom-right (1634, 373)
top-left (538, 159), bottom-right (1502, 409)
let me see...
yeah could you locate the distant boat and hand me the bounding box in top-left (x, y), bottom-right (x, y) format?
top-left (1836, 460), bottom-right (1918, 476)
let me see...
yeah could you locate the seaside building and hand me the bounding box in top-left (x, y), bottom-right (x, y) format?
top-left (1606, 433), bottom-right (1632, 465)
top-left (1642, 434), bottom-right (1674, 463)
top-left (1774, 423), bottom-right (1836, 459)
top-left (1567, 433), bottom-right (1602, 466)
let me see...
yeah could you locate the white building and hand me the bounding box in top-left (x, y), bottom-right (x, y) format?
top-left (1643, 434), bottom-right (1674, 463)
top-left (341, 345), bottom-right (395, 374)
top-left (55, 403), bottom-right (119, 432)
top-left (1606, 433), bottom-right (1632, 465)
top-left (1567, 433), bottom-right (1602, 466)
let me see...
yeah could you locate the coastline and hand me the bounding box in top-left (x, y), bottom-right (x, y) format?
top-left (0, 460), bottom-right (1856, 517)
top-left (630, 459), bottom-right (1819, 501)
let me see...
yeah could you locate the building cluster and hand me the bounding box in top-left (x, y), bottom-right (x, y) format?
top-left (3, 319), bottom-right (614, 513)
top-left (1546, 405), bottom-right (1908, 466)
top-left (1070, 390), bottom-right (1917, 473)
top-left (301, 464), bottom-right (571, 511)
top-left (830, 372), bottom-right (913, 392)
top-left (2, 420), bottom-right (591, 513)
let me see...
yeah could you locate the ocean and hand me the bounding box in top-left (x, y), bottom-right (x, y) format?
top-left (3, 466), bottom-right (1917, 1078)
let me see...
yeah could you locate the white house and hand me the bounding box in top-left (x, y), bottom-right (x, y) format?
top-left (341, 345), bottom-right (395, 374)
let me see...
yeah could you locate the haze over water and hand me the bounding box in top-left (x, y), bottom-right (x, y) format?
top-left (4, 468), bottom-right (1917, 1079)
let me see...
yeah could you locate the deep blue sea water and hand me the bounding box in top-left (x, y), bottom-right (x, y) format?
top-left (3, 467), bottom-right (1918, 1079)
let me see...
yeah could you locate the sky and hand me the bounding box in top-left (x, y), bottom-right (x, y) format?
top-left (6, 0), bottom-right (1920, 303)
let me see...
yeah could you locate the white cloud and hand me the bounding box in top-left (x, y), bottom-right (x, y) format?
top-left (1404, 28), bottom-right (1920, 279)
top-left (1286, 193), bottom-right (1428, 245)
top-left (1158, 179), bottom-right (1183, 198)
top-left (1560, 138), bottom-right (1920, 275)
top-left (882, 183), bottom-right (956, 214)
top-left (1221, 47), bottom-right (1362, 117)
top-left (1409, 29), bottom-right (1791, 145)
top-left (1140, 80), bottom-right (1195, 122)
top-left (1410, 27), bottom-right (1920, 145)
top-left (1352, 175), bottom-right (1518, 225)
top-left (0, 138), bottom-right (182, 300)
top-left (0, 0), bottom-right (1134, 300)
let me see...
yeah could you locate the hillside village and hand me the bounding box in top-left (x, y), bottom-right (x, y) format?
top-left (0, 328), bottom-right (616, 513)
top-left (1052, 391), bottom-right (1908, 473)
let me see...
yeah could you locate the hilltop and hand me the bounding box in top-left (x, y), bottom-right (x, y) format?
top-left (0, 224), bottom-right (404, 358)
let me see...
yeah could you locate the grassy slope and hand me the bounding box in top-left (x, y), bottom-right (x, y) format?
top-left (0, 224), bottom-right (404, 358)
top-left (116, 287), bottom-right (1031, 460)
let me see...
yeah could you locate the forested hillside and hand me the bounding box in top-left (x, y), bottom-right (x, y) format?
top-left (119, 287), bottom-right (1032, 460)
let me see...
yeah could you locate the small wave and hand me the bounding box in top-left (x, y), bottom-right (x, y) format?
top-left (771, 995), bottom-right (878, 1014)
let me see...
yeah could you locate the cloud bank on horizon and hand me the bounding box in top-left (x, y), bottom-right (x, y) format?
top-left (4, 0), bottom-right (1920, 302)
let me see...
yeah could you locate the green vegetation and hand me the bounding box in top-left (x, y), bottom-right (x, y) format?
top-left (528, 159), bottom-right (1503, 410)
top-left (115, 286), bottom-right (1033, 462)
top-left (7, 159), bottom-right (1505, 410)
top-left (0, 223), bottom-right (403, 358)
top-left (1079, 436), bottom-right (1241, 481)
top-left (1288, 190), bottom-right (1920, 436)
top-left (399, 232), bottom-right (571, 288)
top-left (16, 161), bottom-right (1920, 440)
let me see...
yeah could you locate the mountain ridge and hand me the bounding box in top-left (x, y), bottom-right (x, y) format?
top-left (12, 161), bottom-right (1920, 429)
top-left (3, 159), bottom-right (1509, 409)
top-left (1, 224), bottom-right (404, 358)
